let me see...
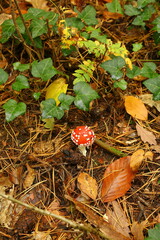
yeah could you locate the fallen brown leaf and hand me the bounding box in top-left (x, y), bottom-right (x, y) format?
top-left (66, 195), bottom-right (131, 240)
top-left (0, 186), bottom-right (14, 228)
top-left (139, 94), bottom-right (160, 112)
top-left (105, 201), bottom-right (130, 238)
top-left (124, 96), bottom-right (148, 120)
top-left (77, 172), bottom-right (98, 200)
top-left (131, 221), bottom-right (146, 240)
top-left (23, 164), bottom-right (36, 189)
top-left (130, 149), bottom-right (145, 172)
top-left (25, 0), bottom-right (49, 11)
top-left (150, 145), bottom-right (160, 153)
top-left (101, 156), bottom-right (136, 202)
top-left (136, 123), bottom-right (157, 145)
top-left (103, 11), bottom-right (123, 20)
top-left (9, 166), bottom-right (23, 185)
top-left (144, 151), bottom-right (154, 161)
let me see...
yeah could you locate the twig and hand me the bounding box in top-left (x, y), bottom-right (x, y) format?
top-left (0, 193), bottom-right (109, 239)
top-left (13, 0), bottom-right (42, 60)
top-left (9, 0), bottom-right (35, 61)
top-left (94, 138), bottom-right (127, 157)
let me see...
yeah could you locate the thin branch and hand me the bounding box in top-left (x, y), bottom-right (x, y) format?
top-left (13, 0), bottom-right (42, 60)
top-left (9, 0), bottom-right (35, 61)
top-left (94, 138), bottom-right (127, 157)
top-left (0, 193), bottom-right (109, 239)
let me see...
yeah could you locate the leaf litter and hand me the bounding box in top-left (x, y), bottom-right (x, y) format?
top-left (0, 0), bottom-right (160, 239)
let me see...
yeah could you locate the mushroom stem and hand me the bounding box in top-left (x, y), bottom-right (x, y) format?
top-left (78, 145), bottom-right (87, 156)
top-left (94, 138), bottom-right (126, 157)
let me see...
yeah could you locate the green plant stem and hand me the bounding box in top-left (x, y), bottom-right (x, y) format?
top-left (0, 193), bottom-right (109, 239)
top-left (13, 0), bottom-right (42, 60)
top-left (94, 138), bottom-right (126, 157)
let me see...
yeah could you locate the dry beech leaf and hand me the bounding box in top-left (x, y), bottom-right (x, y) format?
top-left (98, 0), bottom-right (113, 3)
top-left (131, 221), bottom-right (146, 240)
top-left (23, 164), bottom-right (36, 189)
top-left (0, 186), bottom-right (14, 228)
top-left (103, 11), bottom-right (123, 20)
top-left (66, 195), bottom-right (130, 240)
top-left (124, 96), bottom-right (148, 120)
top-left (133, 75), bottom-right (147, 81)
top-left (130, 149), bottom-right (145, 172)
top-left (136, 123), bottom-right (157, 145)
top-left (144, 151), bottom-right (154, 161)
top-left (25, 0), bottom-right (49, 11)
top-left (105, 201), bottom-right (130, 238)
top-left (139, 94), bottom-right (160, 112)
top-left (0, 13), bottom-right (12, 25)
top-left (9, 166), bottom-right (23, 185)
top-left (77, 172), bottom-right (98, 200)
top-left (150, 145), bottom-right (160, 153)
top-left (101, 156), bottom-right (136, 202)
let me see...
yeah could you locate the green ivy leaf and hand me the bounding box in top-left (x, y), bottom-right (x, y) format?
top-left (132, 16), bottom-right (145, 27)
top-left (124, 4), bottom-right (141, 16)
top-left (31, 58), bottom-right (57, 81)
top-left (89, 28), bottom-right (107, 43)
top-left (30, 19), bottom-right (47, 38)
top-left (106, 0), bottom-right (123, 14)
top-left (13, 62), bottom-right (30, 71)
top-left (145, 224), bottom-right (160, 240)
top-left (101, 56), bottom-right (125, 80)
top-left (113, 79), bottom-right (127, 90)
top-left (143, 76), bottom-right (160, 100)
top-left (58, 93), bottom-right (75, 110)
top-left (26, 8), bottom-right (46, 18)
top-left (65, 17), bottom-right (85, 30)
top-left (16, 17), bottom-right (25, 34)
top-left (41, 99), bottom-right (64, 119)
top-left (33, 92), bottom-right (41, 100)
top-left (140, 5), bottom-right (155, 21)
top-left (126, 65), bottom-right (142, 78)
top-left (132, 5), bottom-right (155, 26)
top-left (132, 42), bottom-right (143, 52)
top-left (153, 32), bottom-right (160, 45)
top-left (23, 33), bottom-right (43, 48)
top-left (152, 16), bottom-right (160, 33)
top-left (0, 68), bottom-right (8, 85)
top-left (141, 62), bottom-right (158, 78)
top-left (77, 5), bottom-right (98, 25)
top-left (3, 99), bottom-right (26, 122)
top-left (0, 19), bottom-right (15, 43)
top-left (12, 75), bottom-right (30, 91)
top-left (73, 82), bottom-right (99, 111)
top-left (137, 0), bottom-right (155, 9)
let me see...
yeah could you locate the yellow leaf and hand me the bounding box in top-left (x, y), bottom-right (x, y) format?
top-left (42, 118), bottom-right (55, 130)
top-left (124, 96), bottom-right (148, 120)
top-left (130, 149), bottom-right (145, 172)
top-left (45, 78), bottom-right (68, 105)
top-left (125, 58), bottom-right (133, 70)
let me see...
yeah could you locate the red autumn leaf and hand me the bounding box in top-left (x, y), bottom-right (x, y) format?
top-left (101, 156), bottom-right (136, 202)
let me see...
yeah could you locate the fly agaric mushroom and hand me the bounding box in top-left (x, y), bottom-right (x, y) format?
top-left (71, 126), bottom-right (95, 156)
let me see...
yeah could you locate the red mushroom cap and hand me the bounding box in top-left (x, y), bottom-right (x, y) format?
top-left (71, 126), bottom-right (95, 147)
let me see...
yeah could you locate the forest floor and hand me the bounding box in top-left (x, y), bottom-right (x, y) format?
top-left (0, 0), bottom-right (160, 240)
